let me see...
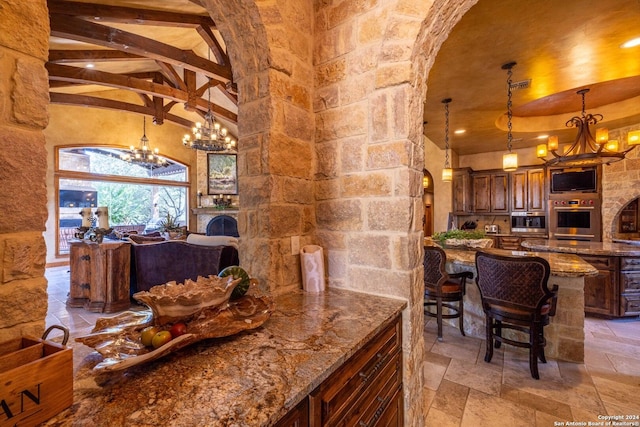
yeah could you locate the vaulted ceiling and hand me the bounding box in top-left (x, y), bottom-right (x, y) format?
top-left (47, 0), bottom-right (238, 136)
top-left (423, 0), bottom-right (640, 157)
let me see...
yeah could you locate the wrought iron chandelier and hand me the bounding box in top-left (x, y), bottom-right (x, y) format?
top-left (182, 51), bottom-right (236, 152)
top-left (121, 117), bottom-right (168, 168)
top-left (536, 88), bottom-right (640, 167)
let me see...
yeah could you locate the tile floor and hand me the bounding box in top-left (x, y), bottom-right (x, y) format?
top-left (45, 266), bottom-right (640, 426)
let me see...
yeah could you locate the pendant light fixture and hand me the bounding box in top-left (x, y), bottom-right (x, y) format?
top-left (121, 117), bottom-right (168, 169)
top-left (536, 88), bottom-right (640, 167)
top-left (502, 62), bottom-right (518, 171)
top-left (441, 98), bottom-right (453, 182)
top-left (182, 50), bottom-right (236, 152)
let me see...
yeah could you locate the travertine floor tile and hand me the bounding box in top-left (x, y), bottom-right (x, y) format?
top-left (461, 388), bottom-right (535, 427)
top-left (501, 384), bottom-right (573, 420)
top-left (431, 379), bottom-right (469, 419)
top-left (426, 406), bottom-right (462, 427)
top-left (591, 375), bottom-right (640, 413)
top-left (444, 358), bottom-right (502, 396)
top-left (423, 358), bottom-right (448, 391)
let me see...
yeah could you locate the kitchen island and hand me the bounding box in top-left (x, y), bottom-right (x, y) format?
top-left (440, 246), bottom-right (597, 363)
top-left (521, 239), bottom-right (640, 317)
top-left (42, 289), bottom-right (406, 426)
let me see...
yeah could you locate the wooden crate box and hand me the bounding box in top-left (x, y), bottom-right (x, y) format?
top-left (0, 336), bottom-right (72, 427)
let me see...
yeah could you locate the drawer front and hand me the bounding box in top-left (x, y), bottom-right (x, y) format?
top-left (274, 398), bottom-right (309, 427)
top-left (621, 295), bottom-right (640, 316)
top-left (620, 271), bottom-right (640, 291)
top-left (311, 317), bottom-right (401, 426)
top-left (620, 257), bottom-right (640, 271)
top-left (339, 352), bottom-right (402, 426)
top-left (580, 255), bottom-right (616, 271)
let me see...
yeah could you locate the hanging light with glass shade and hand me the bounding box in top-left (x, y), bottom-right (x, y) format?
top-left (502, 62), bottom-right (518, 171)
top-left (441, 98), bottom-right (453, 182)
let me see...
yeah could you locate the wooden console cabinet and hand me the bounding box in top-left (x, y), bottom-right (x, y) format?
top-left (276, 315), bottom-right (403, 427)
top-left (67, 240), bottom-right (131, 313)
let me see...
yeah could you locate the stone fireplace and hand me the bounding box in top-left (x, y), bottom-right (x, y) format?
top-left (191, 207), bottom-right (239, 235)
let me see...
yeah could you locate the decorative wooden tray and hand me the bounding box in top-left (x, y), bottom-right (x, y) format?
top-left (75, 291), bottom-right (274, 371)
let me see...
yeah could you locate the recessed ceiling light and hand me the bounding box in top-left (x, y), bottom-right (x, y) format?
top-left (454, 129), bottom-right (466, 134)
top-left (86, 64), bottom-right (95, 68)
top-left (621, 37), bottom-right (640, 48)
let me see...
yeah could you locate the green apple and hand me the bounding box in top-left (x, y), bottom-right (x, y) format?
top-left (151, 330), bottom-right (172, 349)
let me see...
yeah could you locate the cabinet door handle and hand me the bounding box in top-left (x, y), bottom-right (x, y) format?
top-left (80, 254), bottom-right (91, 261)
top-left (358, 396), bottom-right (391, 427)
top-left (358, 352), bottom-right (387, 384)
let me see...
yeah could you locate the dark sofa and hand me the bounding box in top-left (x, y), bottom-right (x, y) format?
top-left (129, 240), bottom-right (239, 294)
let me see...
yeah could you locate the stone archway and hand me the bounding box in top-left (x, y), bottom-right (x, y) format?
top-left (200, 0), bottom-right (484, 424)
top-left (199, 0), bottom-right (316, 293)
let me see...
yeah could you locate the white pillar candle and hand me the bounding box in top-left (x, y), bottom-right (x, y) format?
top-left (96, 207), bottom-right (109, 229)
top-left (80, 208), bottom-right (92, 227)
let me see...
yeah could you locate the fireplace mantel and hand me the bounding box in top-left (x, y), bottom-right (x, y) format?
top-left (191, 207), bottom-right (239, 216)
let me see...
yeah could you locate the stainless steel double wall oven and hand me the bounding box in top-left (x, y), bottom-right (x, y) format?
top-left (548, 166), bottom-right (602, 241)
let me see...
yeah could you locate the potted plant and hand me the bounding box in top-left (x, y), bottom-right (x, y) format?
top-left (159, 213), bottom-right (184, 239)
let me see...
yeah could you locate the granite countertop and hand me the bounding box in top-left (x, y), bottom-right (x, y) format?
top-left (521, 239), bottom-right (640, 257)
top-left (43, 289), bottom-right (406, 427)
top-left (443, 247), bottom-right (598, 277)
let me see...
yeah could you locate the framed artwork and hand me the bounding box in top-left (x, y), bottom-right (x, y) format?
top-left (207, 153), bottom-right (238, 195)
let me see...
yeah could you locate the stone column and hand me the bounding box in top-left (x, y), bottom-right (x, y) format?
top-left (0, 1), bottom-right (50, 341)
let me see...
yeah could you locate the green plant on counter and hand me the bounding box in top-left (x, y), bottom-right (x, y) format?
top-left (432, 229), bottom-right (486, 246)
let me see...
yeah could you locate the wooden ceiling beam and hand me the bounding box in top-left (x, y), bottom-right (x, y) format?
top-left (47, 0), bottom-right (215, 28)
top-left (50, 14), bottom-right (233, 83)
top-left (49, 92), bottom-right (195, 129)
top-left (48, 49), bottom-right (143, 63)
top-left (155, 61), bottom-right (187, 92)
top-left (47, 63), bottom-right (237, 122)
top-left (196, 25), bottom-right (228, 66)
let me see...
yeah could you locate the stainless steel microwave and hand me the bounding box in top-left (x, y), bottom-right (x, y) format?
top-left (550, 167), bottom-right (597, 194)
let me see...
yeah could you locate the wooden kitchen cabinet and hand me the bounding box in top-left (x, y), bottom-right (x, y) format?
top-left (581, 255), bottom-right (619, 317)
top-left (452, 168), bottom-right (473, 214)
top-left (619, 199), bottom-right (638, 233)
top-left (275, 399), bottom-right (309, 427)
top-left (511, 167), bottom-right (545, 212)
top-left (309, 315), bottom-right (403, 427)
top-left (619, 257), bottom-right (640, 316)
top-left (472, 171), bottom-right (509, 213)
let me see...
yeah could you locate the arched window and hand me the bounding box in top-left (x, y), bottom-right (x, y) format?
top-left (55, 146), bottom-right (189, 255)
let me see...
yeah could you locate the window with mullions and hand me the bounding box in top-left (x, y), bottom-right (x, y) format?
top-left (56, 147), bottom-right (189, 255)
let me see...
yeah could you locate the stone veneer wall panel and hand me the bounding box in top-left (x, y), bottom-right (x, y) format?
top-left (602, 135), bottom-right (640, 241)
top-left (201, 0), bottom-right (316, 294)
top-left (0, 0), bottom-right (50, 341)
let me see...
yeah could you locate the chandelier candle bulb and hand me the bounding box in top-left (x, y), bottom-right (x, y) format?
top-left (596, 128), bottom-right (609, 144)
top-left (605, 139), bottom-right (619, 152)
top-left (628, 130), bottom-right (640, 146)
top-left (536, 143), bottom-right (548, 158)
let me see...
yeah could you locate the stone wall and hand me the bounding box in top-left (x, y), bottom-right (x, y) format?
top-left (601, 125), bottom-right (640, 242)
top-left (0, 0), bottom-right (50, 341)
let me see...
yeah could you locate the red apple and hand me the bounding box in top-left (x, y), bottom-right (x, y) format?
top-left (169, 322), bottom-right (187, 337)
